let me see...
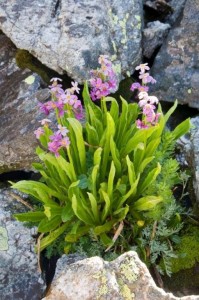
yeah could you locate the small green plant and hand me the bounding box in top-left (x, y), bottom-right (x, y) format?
top-left (11, 57), bottom-right (191, 275)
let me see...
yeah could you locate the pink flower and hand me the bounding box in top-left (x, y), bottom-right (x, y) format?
top-left (34, 127), bottom-right (44, 139)
top-left (39, 119), bottom-right (51, 126)
top-left (135, 63), bottom-right (150, 74)
top-left (60, 137), bottom-right (70, 148)
top-left (147, 96), bottom-right (159, 105)
top-left (143, 103), bottom-right (156, 116)
top-left (71, 81), bottom-right (80, 94)
top-left (136, 119), bottom-right (149, 129)
top-left (138, 92), bottom-right (149, 100)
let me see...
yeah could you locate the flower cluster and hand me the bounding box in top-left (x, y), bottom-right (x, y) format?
top-left (130, 63), bottom-right (160, 129)
top-left (89, 55), bottom-right (118, 101)
top-left (34, 119), bottom-right (70, 157)
top-left (34, 79), bottom-right (82, 156)
top-left (39, 78), bottom-right (83, 120)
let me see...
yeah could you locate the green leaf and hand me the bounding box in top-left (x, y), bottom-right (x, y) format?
top-left (38, 215), bottom-right (62, 233)
top-left (38, 222), bottom-right (70, 252)
top-left (101, 190), bottom-right (111, 223)
top-left (126, 155), bottom-right (136, 185)
top-left (44, 204), bottom-right (62, 219)
top-left (107, 161), bottom-right (116, 199)
top-left (72, 194), bottom-right (94, 225)
top-left (137, 163), bottom-right (161, 195)
top-left (65, 225), bottom-right (90, 242)
top-left (172, 118), bottom-right (191, 140)
top-left (87, 192), bottom-right (100, 223)
top-left (14, 211), bottom-right (45, 222)
top-left (78, 174), bottom-right (89, 189)
top-left (85, 123), bottom-right (100, 146)
top-left (133, 196), bottom-right (163, 211)
top-left (122, 129), bottom-right (147, 157)
top-left (110, 136), bottom-right (121, 175)
top-left (11, 180), bottom-right (55, 205)
top-left (67, 118), bottom-right (86, 173)
top-left (94, 220), bottom-right (116, 235)
top-left (113, 205), bottom-right (129, 221)
top-left (61, 203), bottom-right (74, 222)
top-left (164, 100), bottom-right (178, 124)
top-left (138, 156), bottom-right (154, 174)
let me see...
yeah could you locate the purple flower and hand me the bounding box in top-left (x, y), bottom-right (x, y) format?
top-left (57, 125), bottom-right (69, 137)
top-left (130, 82), bottom-right (141, 91)
top-left (34, 127), bottom-right (44, 139)
top-left (48, 140), bottom-right (61, 157)
top-left (49, 131), bottom-right (62, 142)
top-left (89, 56), bottom-right (118, 100)
top-left (38, 102), bottom-right (50, 115)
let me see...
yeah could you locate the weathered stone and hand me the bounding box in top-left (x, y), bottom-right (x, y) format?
top-left (0, 0), bottom-right (143, 82)
top-left (178, 116), bottom-right (199, 203)
top-left (143, 21), bottom-right (170, 58)
top-left (0, 188), bottom-right (44, 299)
top-left (150, 0), bottom-right (199, 109)
top-left (144, 0), bottom-right (186, 25)
top-left (0, 34), bottom-right (50, 173)
top-left (43, 251), bottom-right (199, 300)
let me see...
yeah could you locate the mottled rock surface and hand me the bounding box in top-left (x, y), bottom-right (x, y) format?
top-left (150, 0), bottom-right (199, 109)
top-left (178, 117), bottom-right (199, 203)
top-left (0, 34), bottom-right (50, 173)
top-left (143, 21), bottom-right (170, 58)
top-left (0, 188), bottom-right (44, 300)
top-left (43, 251), bottom-right (199, 300)
top-left (0, 0), bottom-right (143, 82)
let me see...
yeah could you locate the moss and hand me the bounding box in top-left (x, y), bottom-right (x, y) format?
top-left (170, 225), bottom-right (199, 273)
top-left (15, 49), bottom-right (52, 83)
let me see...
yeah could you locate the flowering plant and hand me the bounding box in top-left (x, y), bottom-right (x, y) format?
top-left (12, 56), bottom-right (190, 273)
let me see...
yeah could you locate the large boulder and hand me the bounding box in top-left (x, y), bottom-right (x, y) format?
top-left (0, 188), bottom-right (44, 299)
top-left (0, 34), bottom-right (50, 173)
top-left (150, 0), bottom-right (199, 109)
top-left (0, 0), bottom-right (143, 82)
top-left (43, 251), bottom-right (199, 300)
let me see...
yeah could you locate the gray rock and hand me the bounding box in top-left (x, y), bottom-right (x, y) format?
top-left (43, 251), bottom-right (199, 300)
top-left (0, 0), bottom-right (143, 82)
top-left (144, 0), bottom-right (186, 25)
top-left (143, 21), bottom-right (170, 58)
top-left (150, 0), bottom-right (199, 109)
top-left (178, 116), bottom-right (199, 203)
top-left (0, 188), bottom-right (44, 300)
top-left (0, 34), bottom-right (50, 173)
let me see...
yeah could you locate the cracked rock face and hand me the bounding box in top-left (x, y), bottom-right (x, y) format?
top-left (150, 0), bottom-right (199, 109)
top-left (0, 33), bottom-right (50, 173)
top-left (0, 0), bottom-right (143, 82)
top-left (0, 189), bottom-right (44, 300)
top-left (43, 251), bottom-right (199, 300)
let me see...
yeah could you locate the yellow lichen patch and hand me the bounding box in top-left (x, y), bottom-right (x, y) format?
top-left (93, 269), bottom-right (109, 299)
top-left (119, 258), bottom-right (139, 283)
top-left (118, 278), bottom-right (135, 300)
